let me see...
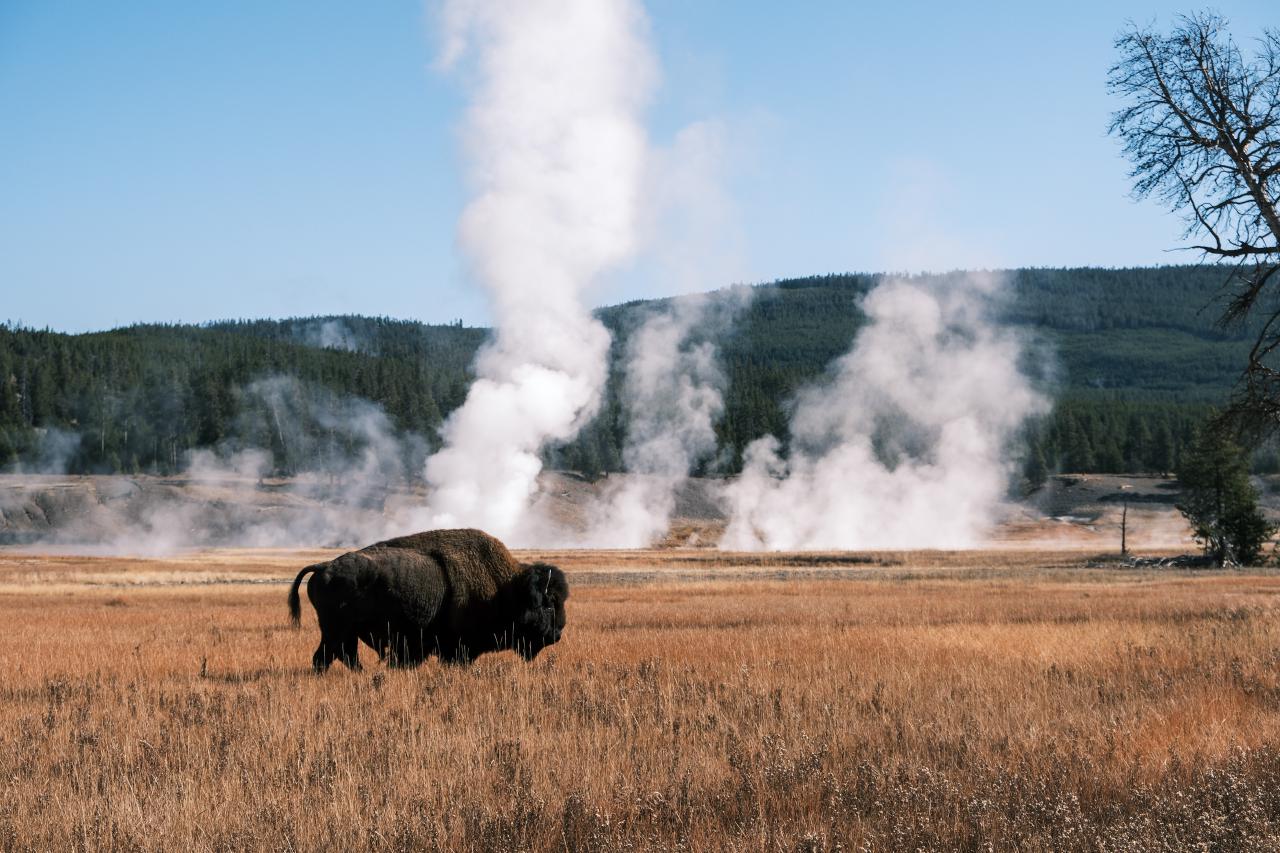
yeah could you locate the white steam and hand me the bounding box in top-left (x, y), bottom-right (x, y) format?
top-left (115, 376), bottom-right (428, 553)
top-left (5, 377), bottom-right (431, 554)
top-left (641, 119), bottom-right (746, 297)
top-left (578, 289), bottom-right (749, 546)
top-left (421, 0), bottom-right (657, 543)
top-left (721, 274), bottom-right (1048, 551)
top-left (298, 319), bottom-right (362, 353)
top-left (13, 428), bottom-right (81, 475)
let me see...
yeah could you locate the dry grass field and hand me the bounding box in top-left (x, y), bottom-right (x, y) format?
top-left (3, 547), bottom-right (1280, 851)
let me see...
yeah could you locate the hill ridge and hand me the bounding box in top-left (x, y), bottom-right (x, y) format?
top-left (0, 265), bottom-right (1259, 478)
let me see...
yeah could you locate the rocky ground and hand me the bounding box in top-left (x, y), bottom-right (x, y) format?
top-left (0, 471), bottom-right (730, 550)
top-left (0, 471), bottom-right (1261, 552)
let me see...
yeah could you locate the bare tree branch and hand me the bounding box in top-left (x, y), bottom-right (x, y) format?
top-left (1110, 12), bottom-right (1280, 430)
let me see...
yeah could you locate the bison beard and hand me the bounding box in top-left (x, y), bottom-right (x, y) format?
top-left (287, 528), bottom-right (568, 672)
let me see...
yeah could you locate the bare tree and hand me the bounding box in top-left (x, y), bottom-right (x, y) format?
top-left (1109, 12), bottom-right (1280, 423)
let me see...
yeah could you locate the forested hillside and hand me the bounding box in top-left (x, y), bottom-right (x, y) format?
top-left (0, 266), bottom-right (1261, 478)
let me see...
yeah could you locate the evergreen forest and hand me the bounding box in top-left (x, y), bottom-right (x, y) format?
top-left (0, 266), bottom-right (1263, 482)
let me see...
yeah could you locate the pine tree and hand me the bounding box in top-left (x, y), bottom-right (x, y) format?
top-left (1177, 428), bottom-right (1275, 565)
top-left (1023, 441), bottom-right (1049, 491)
top-left (1061, 414), bottom-right (1095, 473)
top-left (1124, 414), bottom-right (1152, 472)
top-left (1149, 420), bottom-right (1175, 476)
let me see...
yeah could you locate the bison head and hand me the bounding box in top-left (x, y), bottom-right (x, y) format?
top-left (513, 562), bottom-right (568, 660)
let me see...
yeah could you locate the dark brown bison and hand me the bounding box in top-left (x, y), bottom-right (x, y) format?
top-left (287, 528), bottom-right (568, 672)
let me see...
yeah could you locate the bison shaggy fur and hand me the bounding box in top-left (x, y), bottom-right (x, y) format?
top-left (287, 528), bottom-right (568, 672)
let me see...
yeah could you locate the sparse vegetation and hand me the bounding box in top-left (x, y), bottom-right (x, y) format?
top-left (3, 549), bottom-right (1280, 850)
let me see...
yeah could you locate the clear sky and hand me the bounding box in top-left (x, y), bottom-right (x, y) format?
top-left (1, 1), bottom-right (1274, 332)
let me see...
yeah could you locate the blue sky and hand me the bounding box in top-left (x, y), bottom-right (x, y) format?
top-left (1, 1), bottom-right (1273, 332)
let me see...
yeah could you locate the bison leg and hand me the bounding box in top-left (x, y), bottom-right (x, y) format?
top-left (335, 634), bottom-right (362, 671)
top-left (386, 628), bottom-right (429, 669)
top-left (312, 642), bottom-right (336, 673)
top-left (360, 629), bottom-right (389, 662)
top-left (313, 633), bottom-right (361, 673)
top-left (436, 636), bottom-right (474, 666)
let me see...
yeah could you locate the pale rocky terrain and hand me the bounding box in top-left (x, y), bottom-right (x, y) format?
top-left (0, 471), bottom-right (728, 550)
top-left (0, 471), bottom-right (1231, 552)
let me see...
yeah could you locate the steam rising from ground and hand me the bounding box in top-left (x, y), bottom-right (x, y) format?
top-left (721, 274), bottom-right (1049, 551)
top-left (2, 4), bottom-right (1054, 554)
top-left (4, 377), bottom-right (430, 554)
top-left (577, 289), bottom-right (749, 546)
top-left (296, 319), bottom-right (362, 353)
top-left (7, 428), bottom-right (81, 476)
top-left (419, 0), bottom-right (656, 544)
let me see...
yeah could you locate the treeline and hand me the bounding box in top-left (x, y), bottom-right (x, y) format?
top-left (1021, 399), bottom-right (1214, 486)
top-left (564, 266), bottom-right (1258, 479)
top-left (0, 319), bottom-right (482, 475)
top-left (0, 265), bottom-right (1263, 478)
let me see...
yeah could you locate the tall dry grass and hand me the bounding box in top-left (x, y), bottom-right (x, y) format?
top-left (2, 551), bottom-right (1280, 850)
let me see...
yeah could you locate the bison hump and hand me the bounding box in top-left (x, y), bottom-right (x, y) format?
top-left (368, 528), bottom-right (522, 605)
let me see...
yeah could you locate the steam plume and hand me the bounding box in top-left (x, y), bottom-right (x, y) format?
top-left (421, 0), bottom-right (656, 543)
top-left (579, 289), bottom-right (748, 546)
top-left (721, 274), bottom-right (1048, 551)
top-left (0, 376), bottom-right (431, 554)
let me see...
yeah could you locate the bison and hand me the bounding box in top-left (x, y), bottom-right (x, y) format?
top-left (287, 528), bottom-right (568, 672)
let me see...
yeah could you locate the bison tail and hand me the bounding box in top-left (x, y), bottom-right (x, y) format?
top-left (288, 565), bottom-right (320, 628)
